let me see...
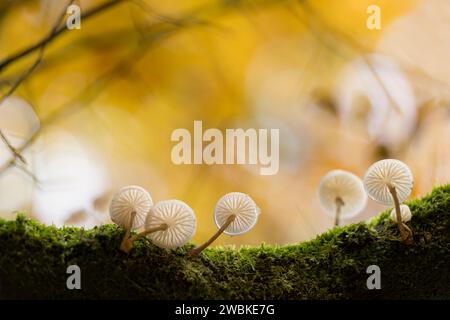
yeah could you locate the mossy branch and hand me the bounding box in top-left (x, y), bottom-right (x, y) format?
top-left (1, 185), bottom-right (449, 299)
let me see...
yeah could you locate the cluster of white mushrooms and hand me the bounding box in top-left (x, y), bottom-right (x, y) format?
top-left (318, 159), bottom-right (414, 244)
top-left (109, 159), bottom-right (413, 254)
top-left (109, 187), bottom-right (260, 255)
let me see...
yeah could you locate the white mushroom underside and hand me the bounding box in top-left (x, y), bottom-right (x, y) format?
top-left (109, 185), bottom-right (153, 229)
top-left (318, 170), bottom-right (367, 219)
top-left (364, 159), bottom-right (413, 205)
top-left (214, 192), bottom-right (259, 236)
top-left (146, 200), bottom-right (196, 249)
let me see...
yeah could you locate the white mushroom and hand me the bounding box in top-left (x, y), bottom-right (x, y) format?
top-left (363, 159), bottom-right (414, 244)
top-left (142, 200), bottom-right (197, 250)
top-left (214, 192), bottom-right (260, 236)
top-left (364, 159), bottom-right (413, 206)
top-left (189, 192), bottom-right (260, 257)
top-left (318, 170), bottom-right (367, 226)
top-left (109, 185), bottom-right (153, 252)
top-left (109, 185), bottom-right (153, 229)
top-left (390, 204), bottom-right (411, 223)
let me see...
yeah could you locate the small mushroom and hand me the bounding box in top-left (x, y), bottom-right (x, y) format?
top-left (125, 200), bottom-right (196, 252)
top-left (390, 204), bottom-right (411, 223)
top-left (109, 185), bottom-right (153, 252)
top-left (363, 159), bottom-right (414, 244)
top-left (188, 192), bottom-right (260, 257)
top-left (318, 170), bottom-right (367, 227)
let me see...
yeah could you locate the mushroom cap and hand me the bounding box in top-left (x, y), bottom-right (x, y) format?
top-left (390, 204), bottom-right (412, 223)
top-left (318, 170), bottom-right (367, 219)
top-left (109, 185), bottom-right (153, 230)
top-left (363, 159), bottom-right (413, 205)
top-left (145, 200), bottom-right (196, 249)
top-left (214, 192), bottom-right (260, 236)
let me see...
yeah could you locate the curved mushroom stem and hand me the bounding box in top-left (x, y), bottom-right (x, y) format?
top-left (122, 223), bottom-right (169, 254)
top-left (120, 211), bottom-right (136, 252)
top-left (129, 224), bottom-right (169, 243)
top-left (334, 197), bottom-right (344, 227)
top-left (388, 184), bottom-right (413, 245)
top-left (188, 214), bottom-right (236, 257)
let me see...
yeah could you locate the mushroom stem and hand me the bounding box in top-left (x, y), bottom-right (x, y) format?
top-left (334, 197), bottom-right (344, 227)
top-left (388, 184), bottom-right (413, 245)
top-left (122, 224), bottom-right (169, 254)
top-left (120, 211), bottom-right (136, 252)
top-left (188, 214), bottom-right (236, 257)
top-left (129, 224), bottom-right (169, 243)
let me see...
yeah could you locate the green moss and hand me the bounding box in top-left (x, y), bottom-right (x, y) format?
top-left (1, 185), bottom-right (450, 299)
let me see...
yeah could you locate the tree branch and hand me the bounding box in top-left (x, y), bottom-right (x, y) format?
top-left (1, 186), bottom-right (449, 299)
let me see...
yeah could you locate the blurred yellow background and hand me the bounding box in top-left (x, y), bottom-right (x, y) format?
top-left (0, 0), bottom-right (449, 247)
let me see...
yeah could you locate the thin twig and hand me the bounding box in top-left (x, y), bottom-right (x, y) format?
top-left (0, 17), bottom-right (199, 177)
top-left (0, 0), bottom-right (126, 73)
top-left (0, 0), bottom-right (287, 178)
top-left (0, 0), bottom-right (76, 168)
top-left (0, 0), bottom-right (74, 104)
top-left (293, 3), bottom-right (405, 113)
top-left (0, 51), bottom-right (44, 105)
top-left (16, 164), bottom-right (41, 185)
top-left (292, 1), bottom-right (450, 104)
top-left (0, 130), bottom-right (27, 164)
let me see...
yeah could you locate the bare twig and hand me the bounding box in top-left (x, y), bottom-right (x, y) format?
top-left (0, 0), bottom-right (126, 74)
top-left (0, 0), bottom-right (227, 91)
top-left (292, 1), bottom-right (450, 103)
top-left (0, 0), bottom-right (75, 104)
top-left (16, 164), bottom-right (41, 185)
top-left (0, 130), bottom-right (27, 164)
top-left (0, 0), bottom-right (288, 178)
top-left (291, 3), bottom-right (405, 113)
top-left (0, 0), bottom-right (76, 170)
top-left (0, 14), bottom-right (201, 177)
top-left (0, 51), bottom-right (44, 105)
